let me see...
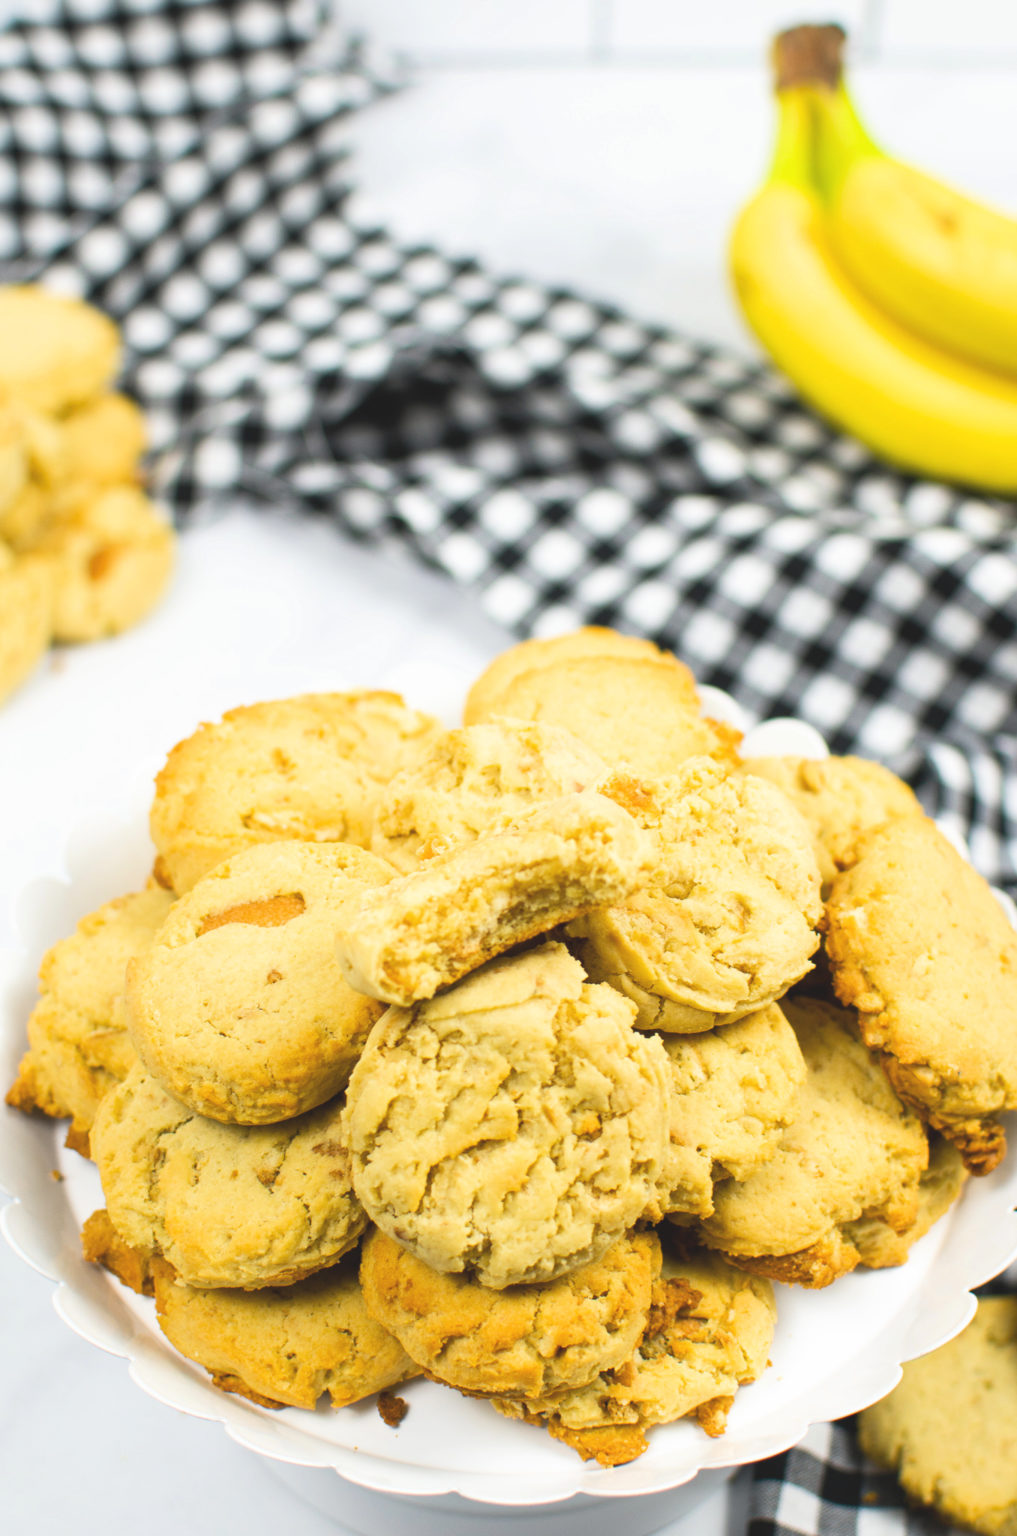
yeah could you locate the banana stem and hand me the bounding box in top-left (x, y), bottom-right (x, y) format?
top-left (767, 89), bottom-right (816, 192)
top-left (811, 83), bottom-right (882, 200)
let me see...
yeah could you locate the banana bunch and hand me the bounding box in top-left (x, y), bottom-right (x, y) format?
top-left (729, 25), bottom-right (1017, 493)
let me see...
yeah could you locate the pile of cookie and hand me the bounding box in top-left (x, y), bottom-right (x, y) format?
top-left (0, 285), bottom-right (175, 706)
top-left (8, 628), bottom-right (1017, 1468)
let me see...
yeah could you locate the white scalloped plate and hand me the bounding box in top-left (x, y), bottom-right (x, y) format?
top-left (2, 682), bottom-right (1017, 1510)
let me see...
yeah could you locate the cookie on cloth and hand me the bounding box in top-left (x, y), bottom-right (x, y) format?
top-left (29, 484), bottom-right (174, 643)
top-left (571, 760), bottom-right (822, 1032)
top-left (150, 691), bottom-right (443, 894)
top-left (6, 885), bottom-right (172, 1151)
top-left (152, 1252), bottom-right (419, 1411)
top-left (696, 997), bottom-right (928, 1288)
top-left (824, 815), bottom-right (1017, 1174)
top-left (655, 1003), bottom-right (807, 1220)
top-left (0, 285), bottom-right (120, 413)
top-left (359, 1226), bottom-right (659, 1399)
top-left (0, 546), bottom-right (52, 705)
top-left (741, 754), bottom-right (923, 890)
top-left (91, 1065), bottom-right (366, 1289)
top-left (471, 655), bottom-right (740, 778)
top-left (858, 1297), bottom-right (1017, 1536)
top-left (370, 720), bottom-right (608, 872)
top-left (343, 942), bottom-right (670, 1289)
top-left (494, 1242), bottom-right (776, 1465)
top-left (335, 790), bottom-right (653, 1006)
top-left (125, 841), bottom-right (392, 1124)
top-left (59, 393), bottom-right (146, 486)
top-left (462, 627), bottom-right (694, 726)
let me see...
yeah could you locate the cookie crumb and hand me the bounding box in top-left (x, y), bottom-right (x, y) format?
top-left (51, 1169), bottom-right (63, 1181)
top-left (377, 1391), bottom-right (409, 1428)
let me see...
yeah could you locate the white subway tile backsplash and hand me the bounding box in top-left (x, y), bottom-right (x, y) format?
top-left (337, 0), bottom-right (593, 63)
top-left (607, 0), bottom-right (870, 57)
top-left (880, 0), bottom-right (1017, 55)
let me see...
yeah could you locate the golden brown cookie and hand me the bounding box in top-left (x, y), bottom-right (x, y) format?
top-left (825, 816), bottom-right (1017, 1174)
top-left (572, 761), bottom-right (822, 1031)
top-left (858, 1297), bottom-right (1017, 1536)
top-left (125, 841), bottom-right (392, 1124)
top-left (0, 285), bottom-right (121, 412)
top-left (59, 393), bottom-right (146, 486)
top-left (30, 484), bottom-right (174, 642)
top-left (741, 754), bottom-right (923, 890)
top-left (150, 691), bottom-right (443, 894)
top-left (370, 720), bottom-right (608, 872)
top-left (343, 942), bottom-right (670, 1288)
top-left (6, 885), bottom-right (172, 1148)
top-left (152, 1253), bottom-right (418, 1411)
top-left (843, 1135), bottom-right (967, 1269)
top-left (696, 997), bottom-right (929, 1287)
top-left (91, 1065), bottom-right (366, 1289)
top-left (0, 545), bottom-right (53, 704)
top-left (472, 655), bottom-right (739, 778)
top-left (655, 1003), bottom-right (807, 1219)
top-left (359, 1226), bottom-right (660, 1399)
top-left (335, 790), bottom-right (653, 1006)
top-left (494, 1242), bottom-right (776, 1465)
top-left (462, 627), bottom-right (692, 725)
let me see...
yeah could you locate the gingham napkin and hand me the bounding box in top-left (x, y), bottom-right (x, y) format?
top-left (1, 5), bottom-right (1013, 1531)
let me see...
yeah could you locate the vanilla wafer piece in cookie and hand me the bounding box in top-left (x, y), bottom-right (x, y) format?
top-left (91, 1065), bottom-right (366, 1290)
top-left (7, 885), bottom-right (172, 1152)
top-left (654, 1003), bottom-right (807, 1220)
top-left (824, 815), bottom-right (1017, 1174)
top-left (696, 997), bottom-right (928, 1288)
top-left (463, 627), bottom-right (693, 725)
top-left (125, 841), bottom-right (393, 1124)
top-left (360, 1226), bottom-right (660, 1399)
top-left (343, 943), bottom-right (671, 1289)
top-left (858, 1297), bottom-right (1017, 1536)
top-left (572, 760), bottom-right (822, 1032)
top-left (371, 720), bottom-right (608, 872)
top-left (741, 754), bottom-right (923, 890)
top-left (334, 790), bottom-right (654, 1006)
top-left (151, 1253), bottom-right (419, 1411)
top-left (151, 691), bottom-right (443, 894)
top-left (494, 1242), bottom-right (776, 1465)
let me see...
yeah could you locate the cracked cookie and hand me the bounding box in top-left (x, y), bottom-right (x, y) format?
top-left (343, 942), bottom-right (670, 1288)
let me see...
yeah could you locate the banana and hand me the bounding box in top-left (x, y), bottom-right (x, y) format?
top-left (811, 69), bottom-right (1017, 379)
top-left (729, 87), bottom-right (1017, 492)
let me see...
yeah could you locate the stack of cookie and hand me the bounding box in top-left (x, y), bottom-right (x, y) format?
top-left (0, 285), bottom-right (175, 706)
top-left (8, 628), bottom-right (1017, 1468)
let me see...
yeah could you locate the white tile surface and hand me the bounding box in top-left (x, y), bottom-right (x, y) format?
top-left (608, 0), bottom-right (870, 57)
top-left (337, 0), bottom-right (593, 62)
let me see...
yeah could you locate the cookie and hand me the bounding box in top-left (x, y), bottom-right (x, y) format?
top-left (150, 691), bottom-right (443, 894)
top-left (152, 1252), bottom-right (418, 1411)
top-left (0, 546), bottom-right (53, 705)
top-left (0, 285), bottom-right (121, 412)
top-left (844, 1135), bottom-right (967, 1269)
top-left (91, 1065), bottom-right (366, 1289)
top-left (59, 393), bottom-right (146, 486)
top-left (655, 1003), bottom-right (807, 1219)
top-left (359, 1226), bottom-right (660, 1399)
top-left (462, 627), bottom-right (692, 725)
top-left (571, 761), bottom-right (822, 1032)
top-left (741, 754), bottom-right (923, 889)
top-left (82, 1207), bottom-right (156, 1295)
top-left (370, 720), bottom-right (608, 872)
top-left (858, 1297), bottom-right (1017, 1536)
top-left (335, 790), bottom-right (653, 1006)
top-left (6, 885), bottom-right (172, 1149)
top-left (471, 655), bottom-right (740, 778)
top-left (696, 997), bottom-right (928, 1288)
top-left (495, 1243), bottom-right (776, 1465)
top-left (125, 841), bottom-right (392, 1124)
top-left (343, 942), bottom-right (670, 1288)
top-left (30, 484), bottom-right (174, 643)
top-left (825, 816), bottom-right (1017, 1174)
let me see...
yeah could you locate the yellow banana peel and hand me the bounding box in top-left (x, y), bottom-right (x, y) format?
top-left (729, 33), bottom-right (1017, 492)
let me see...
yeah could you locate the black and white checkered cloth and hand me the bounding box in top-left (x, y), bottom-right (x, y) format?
top-left (2, 4), bottom-right (1013, 1530)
